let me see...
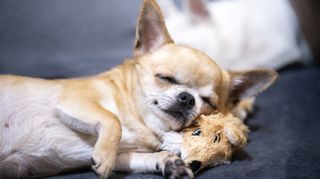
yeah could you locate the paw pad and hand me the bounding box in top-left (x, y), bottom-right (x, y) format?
top-left (164, 158), bottom-right (194, 179)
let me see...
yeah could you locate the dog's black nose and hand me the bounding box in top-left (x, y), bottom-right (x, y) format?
top-left (178, 92), bottom-right (195, 109)
top-left (189, 160), bottom-right (201, 173)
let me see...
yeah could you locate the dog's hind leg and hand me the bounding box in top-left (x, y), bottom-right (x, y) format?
top-left (114, 151), bottom-right (194, 179)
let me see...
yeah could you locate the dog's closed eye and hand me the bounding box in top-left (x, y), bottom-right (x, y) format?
top-left (192, 128), bottom-right (201, 136)
top-left (201, 97), bottom-right (217, 111)
top-left (155, 74), bottom-right (179, 84)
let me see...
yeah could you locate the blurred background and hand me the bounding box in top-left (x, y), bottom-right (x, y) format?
top-left (0, 0), bottom-right (140, 78)
top-left (0, 0), bottom-right (319, 178)
top-left (0, 0), bottom-right (319, 78)
top-left (159, 0), bottom-right (315, 70)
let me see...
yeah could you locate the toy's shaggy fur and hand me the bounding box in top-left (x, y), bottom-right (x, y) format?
top-left (162, 113), bottom-right (249, 173)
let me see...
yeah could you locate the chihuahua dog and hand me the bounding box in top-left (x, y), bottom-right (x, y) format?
top-left (0, 0), bottom-right (277, 178)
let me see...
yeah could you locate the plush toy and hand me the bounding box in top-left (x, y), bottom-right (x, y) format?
top-left (161, 113), bottom-right (249, 173)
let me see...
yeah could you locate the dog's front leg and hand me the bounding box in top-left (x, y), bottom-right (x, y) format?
top-left (55, 102), bottom-right (121, 178)
top-left (114, 151), bottom-right (194, 179)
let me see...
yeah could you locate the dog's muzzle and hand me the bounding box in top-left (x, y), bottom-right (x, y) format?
top-left (177, 92), bottom-right (195, 111)
top-left (161, 92), bottom-right (195, 122)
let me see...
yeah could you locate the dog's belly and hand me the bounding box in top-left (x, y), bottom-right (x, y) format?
top-left (0, 76), bottom-right (94, 177)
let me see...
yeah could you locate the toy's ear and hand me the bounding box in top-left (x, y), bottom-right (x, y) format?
top-left (228, 68), bottom-right (278, 104)
top-left (223, 126), bottom-right (248, 148)
top-left (134, 0), bottom-right (174, 56)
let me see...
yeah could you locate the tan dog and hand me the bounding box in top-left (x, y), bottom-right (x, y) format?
top-left (162, 113), bottom-right (249, 174)
top-left (0, 0), bottom-right (277, 178)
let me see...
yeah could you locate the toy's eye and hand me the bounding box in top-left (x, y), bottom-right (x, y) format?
top-left (192, 128), bottom-right (201, 136)
top-left (155, 74), bottom-right (178, 84)
top-left (213, 133), bottom-right (221, 143)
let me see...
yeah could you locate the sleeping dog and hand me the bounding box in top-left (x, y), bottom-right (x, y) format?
top-left (0, 0), bottom-right (277, 178)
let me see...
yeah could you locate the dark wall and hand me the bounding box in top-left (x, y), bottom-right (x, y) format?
top-left (0, 0), bottom-right (141, 78)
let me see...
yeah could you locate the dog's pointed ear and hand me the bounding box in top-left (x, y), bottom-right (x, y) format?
top-left (228, 68), bottom-right (278, 103)
top-left (134, 0), bottom-right (174, 56)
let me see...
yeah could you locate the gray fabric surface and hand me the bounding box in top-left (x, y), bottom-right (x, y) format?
top-left (0, 0), bottom-right (319, 178)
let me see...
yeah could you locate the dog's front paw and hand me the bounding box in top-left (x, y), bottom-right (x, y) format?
top-left (91, 151), bottom-right (116, 178)
top-left (163, 158), bottom-right (194, 179)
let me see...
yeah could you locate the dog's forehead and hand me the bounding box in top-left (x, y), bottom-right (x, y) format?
top-left (150, 44), bottom-right (222, 86)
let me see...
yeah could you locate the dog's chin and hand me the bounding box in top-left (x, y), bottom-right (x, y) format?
top-left (160, 108), bottom-right (196, 130)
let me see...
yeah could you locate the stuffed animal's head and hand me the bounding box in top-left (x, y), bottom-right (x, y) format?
top-left (181, 113), bottom-right (248, 173)
top-left (161, 113), bottom-right (249, 173)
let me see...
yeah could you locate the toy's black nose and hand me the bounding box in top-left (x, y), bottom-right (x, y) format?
top-left (178, 92), bottom-right (195, 109)
top-left (189, 160), bottom-right (201, 173)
